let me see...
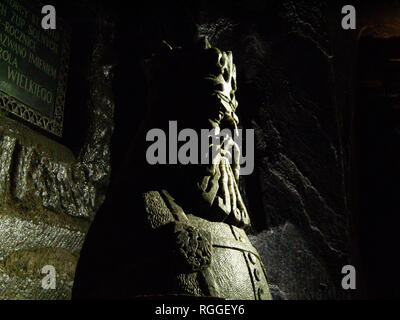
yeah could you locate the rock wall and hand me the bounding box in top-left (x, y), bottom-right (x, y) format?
top-left (0, 6), bottom-right (115, 299)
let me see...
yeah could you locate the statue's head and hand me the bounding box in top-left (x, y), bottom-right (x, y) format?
top-left (143, 38), bottom-right (239, 129)
top-left (142, 38), bottom-right (250, 229)
top-left (193, 37), bottom-right (239, 130)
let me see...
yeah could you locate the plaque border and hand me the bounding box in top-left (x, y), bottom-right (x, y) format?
top-left (0, 18), bottom-right (70, 138)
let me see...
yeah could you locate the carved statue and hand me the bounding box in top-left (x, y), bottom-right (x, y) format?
top-left (72, 38), bottom-right (272, 300)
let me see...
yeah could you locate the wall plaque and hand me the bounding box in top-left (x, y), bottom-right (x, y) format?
top-left (0, 0), bottom-right (70, 137)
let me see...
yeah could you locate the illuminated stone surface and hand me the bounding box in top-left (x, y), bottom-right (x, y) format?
top-left (0, 8), bottom-right (114, 299)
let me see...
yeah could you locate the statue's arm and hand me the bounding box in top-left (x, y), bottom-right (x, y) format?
top-left (142, 189), bottom-right (212, 273)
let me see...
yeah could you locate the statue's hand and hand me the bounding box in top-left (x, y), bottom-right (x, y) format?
top-left (163, 221), bottom-right (212, 273)
top-left (143, 190), bottom-right (212, 273)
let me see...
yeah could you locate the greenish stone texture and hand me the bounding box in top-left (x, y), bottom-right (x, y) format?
top-left (0, 7), bottom-right (115, 299)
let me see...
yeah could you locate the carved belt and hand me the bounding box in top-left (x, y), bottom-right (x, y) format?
top-left (211, 237), bottom-right (260, 258)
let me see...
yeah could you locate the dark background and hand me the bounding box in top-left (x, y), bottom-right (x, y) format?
top-left (43, 0), bottom-right (400, 299)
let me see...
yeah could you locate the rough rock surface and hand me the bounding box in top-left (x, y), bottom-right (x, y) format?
top-left (194, 0), bottom-right (354, 299)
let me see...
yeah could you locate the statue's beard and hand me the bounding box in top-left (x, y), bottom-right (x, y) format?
top-left (195, 127), bottom-right (251, 228)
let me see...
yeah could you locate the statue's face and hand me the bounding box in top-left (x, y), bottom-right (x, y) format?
top-left (187, 42), bottom-right (242, 179)
top-left (191, 43), bottom-right (250, 228)
top-left (194, 43), bottom-right (239, 128)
